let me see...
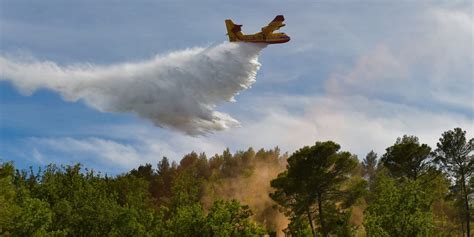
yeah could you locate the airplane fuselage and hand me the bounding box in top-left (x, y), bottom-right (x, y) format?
top-left (225, 15), bottom-right (290, 44)
top-left (239, 33), bottom-right (290, 44)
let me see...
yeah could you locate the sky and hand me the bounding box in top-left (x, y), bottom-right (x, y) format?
top-left (0, 0), bottom-right (472, 174)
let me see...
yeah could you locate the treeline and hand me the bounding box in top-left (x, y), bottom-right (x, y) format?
top-left (271, 128), bottom-right (473, 236)
top-left (0, 127), bottom-right (472, 236)
top-left (0, 148), bottom-right (285, 236)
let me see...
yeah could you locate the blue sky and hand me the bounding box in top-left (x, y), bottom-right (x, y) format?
top-left (1, 0), bottom-right (472, 174)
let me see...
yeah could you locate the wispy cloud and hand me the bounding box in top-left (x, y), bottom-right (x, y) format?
top-left (326, 8), bottom-right (473, 114)
top-left (22, 93), bottom-right (472, 174)
top-left (29, 137), bottom-right (142, 168)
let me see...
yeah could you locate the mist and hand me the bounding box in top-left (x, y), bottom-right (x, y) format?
top-left (0, 42), bottom-right (266, 135)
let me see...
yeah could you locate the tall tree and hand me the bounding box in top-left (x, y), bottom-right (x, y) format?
top-left (381, 135), bottom-right (432, 180)
top-left (153, 157), bottom-right (176, 203)
top-left (434, 128), bottom-right (473, 236)
top-left (270, 141), bottom-right (365, 237)
top-left (362, 150), bottom-right (378, 185)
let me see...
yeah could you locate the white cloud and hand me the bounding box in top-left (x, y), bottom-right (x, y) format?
top-left (29, 137), bottom-right (142, 168)
top-left (213, 95), bottom-right (473, 158)
top-left (24, 93), bottom-right (472, 172)
top-left (325, 8), bottom-right (473, 113)
top-left (32, 148), bottom-right (45, 164)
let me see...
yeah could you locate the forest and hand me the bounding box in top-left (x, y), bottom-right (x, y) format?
top-left (0, 127), bottom-right (472, 237)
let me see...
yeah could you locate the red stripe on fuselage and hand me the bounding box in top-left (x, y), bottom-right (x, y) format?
top-left (241, 38), bottom-right (290, 44)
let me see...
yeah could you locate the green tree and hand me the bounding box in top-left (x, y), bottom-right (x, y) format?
top-left (0, 162), bottom-right (17, 235)
top-left (364, 173), bottom-right (434, 236)
top-left (129, 163), bottom-right (154, 181)
top-left (26, 163), bottom-right (162, 236)
top-left (170, 171), bottom-right (203, 209)
top-left (284, 216), bottom-right (313, 237)
top-left (11, 196), bottom-right (55, 236)
top-left (434, 128), bottom-right (473, 236)
top-left (166, 204), bottom-right (206, 236)
top-left (152, 157), bottom-right (177, 205)
top-left (381, 135), bottom-right (432, 180)
top-left (206, 199), bottom-right (266, 236)
top-left (362, 150), bottom-right (378, 185)
top-left (270, 141), bottom-right (365, 237)
top-left (33, 164), bottom-right (121, 236)
top-left (0, 162), bottom-right (64, 236)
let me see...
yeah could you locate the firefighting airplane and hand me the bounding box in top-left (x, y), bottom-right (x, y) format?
top-left (225, 15), bottom-right (290, 44)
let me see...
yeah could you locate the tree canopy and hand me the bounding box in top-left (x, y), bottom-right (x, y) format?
top-left (270, 141), bottom-right (366, 237)
top-left (1, 127), bottom-right (472, 236)
top-left (434, 128), bottom-right (473, 237)
top-left (381, 135), bottom-right (432, 180)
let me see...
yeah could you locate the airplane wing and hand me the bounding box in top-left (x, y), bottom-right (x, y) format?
top-left (261, 15), bottom-right (286, 35)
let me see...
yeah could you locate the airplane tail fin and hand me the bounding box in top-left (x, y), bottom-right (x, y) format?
top-left (225, 19), bottom-right (244, 42)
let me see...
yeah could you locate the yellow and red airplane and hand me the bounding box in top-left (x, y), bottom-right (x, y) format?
top-left (225, 15), bottom-right (290, 44)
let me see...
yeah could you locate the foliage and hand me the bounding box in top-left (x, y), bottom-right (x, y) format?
top-left (434, 127), bottom-right (473, 236)
top-left (0, 162), bottom-right (62, 236)
top-left (285, 216), bottom-right (313, 237)
top-left (0, 127), bottom-right (472, 236)
top-left (362, 150), bottom-right (378, 186)
top-left (364, 173), bottom-right (434, 237)
top-left (270, 141), bottom-right (366, 237)
top-left (381, 135), bottom-right (432, 180)
top-left (206, 199), bottom-right (266, 236)
top-left (165, 204), bottom-right (206, 236)
top-left (0, 149), bottom-right (274, 236)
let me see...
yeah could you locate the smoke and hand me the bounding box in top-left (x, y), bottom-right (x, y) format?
top-left (202, 158), bottom-right (289, 236)
top-left (0, 42), bottom-right (266, 135)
